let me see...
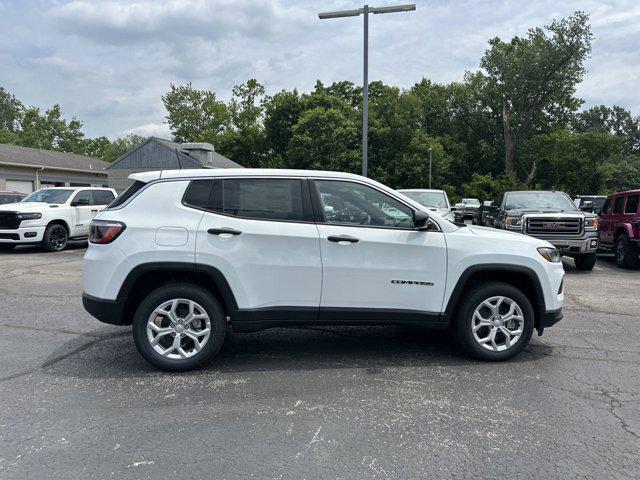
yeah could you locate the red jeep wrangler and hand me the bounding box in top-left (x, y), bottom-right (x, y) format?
top-left (598, 189), bottom-right (640, 268)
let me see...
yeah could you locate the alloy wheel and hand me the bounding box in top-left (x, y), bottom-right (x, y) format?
top-left (146, 298), bottom-right (212, 360)
top-left (48, 225), bottom-right (67, 250)
top-left (471, 296), bottom-right (524, 352)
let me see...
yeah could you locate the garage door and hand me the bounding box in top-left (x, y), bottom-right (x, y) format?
top-left (6, 180), bottom-right (34, 194)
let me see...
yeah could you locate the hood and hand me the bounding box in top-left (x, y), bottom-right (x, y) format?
top-left (0, 202), bottom-right (60, 212)
top-left (466, 224), bottom-right (553, 247)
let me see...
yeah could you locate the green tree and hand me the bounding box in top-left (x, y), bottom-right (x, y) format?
top-left (572, 105), bottom-right (640, 154)
top-left (86, 134), bottom-right (145, 162)
top-left (162, 83), bottom-right (230, 143)
top-left (0, 86), bottom-right (23, 131)
top-left (478, 11), bottom-right (593, 181)
top-left (17, 104), bottom-right (87, 154)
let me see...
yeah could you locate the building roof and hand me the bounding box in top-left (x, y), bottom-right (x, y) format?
top-left (0, 143), bottom-right (108, 173)
top-left (107, 137), bottom-right (242, 170)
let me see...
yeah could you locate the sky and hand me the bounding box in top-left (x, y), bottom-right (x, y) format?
top-left (0, 0), bottom-right (638, 140)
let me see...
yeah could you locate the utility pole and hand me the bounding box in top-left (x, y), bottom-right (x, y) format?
top-left (428, 148), bottom-right (433, 189)
top-left (319, 4), bottom-right (416, 177)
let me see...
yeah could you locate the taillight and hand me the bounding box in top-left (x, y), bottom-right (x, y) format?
top-left (89, 220), bottom-right (126, 244)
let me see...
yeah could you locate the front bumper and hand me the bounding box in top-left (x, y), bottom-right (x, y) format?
top-left (0, 226), bottom-right (46, 243)
top-left (522, 231), bottom-right (598, 256)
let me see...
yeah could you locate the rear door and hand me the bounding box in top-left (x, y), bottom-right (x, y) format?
top-left (194, 177), bottom-right (322, 317)
top-left (311, 179), bottom-right (447, 318)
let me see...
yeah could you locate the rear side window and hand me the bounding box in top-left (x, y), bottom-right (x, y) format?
top-left (107, 181), bottom-right (146, 209)
top-left (613, 196), bottom-right (624, 214)
top-left (625, 195), bottom-right (639, 214)
top-left (92, 190), bottom-right (115, 205)
top-left (182, 179), bottom-right (213, 210)
top-left (214, 178), bottom-right (308, 222)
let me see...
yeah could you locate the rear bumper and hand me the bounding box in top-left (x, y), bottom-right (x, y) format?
top-left (540, 308), bottom-right (563, 328)
top-left (82, 293), bottom-right (126, 325)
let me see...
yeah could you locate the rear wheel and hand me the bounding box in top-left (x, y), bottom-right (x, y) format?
top-left (574, 253), bottom-right (597, 271)
top-left (615, 235), bottom-right (639, 269)
top-left (42, 223), bottom-right (68, 252)
top-left (453, 282), bottom-right (534, 361)
top-left (132, 283), bottom-right (227, 371)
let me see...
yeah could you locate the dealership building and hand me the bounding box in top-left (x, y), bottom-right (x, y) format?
top-left (0, 143), bottom-right (108, 193)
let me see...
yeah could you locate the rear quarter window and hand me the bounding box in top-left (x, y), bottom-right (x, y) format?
top-left (107, 181), bottom-right (146, 209)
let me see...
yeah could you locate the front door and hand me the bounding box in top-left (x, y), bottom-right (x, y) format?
top-left (194, 177), bottom-right (322, 317)
top-left (311, 179), bottom-right (447, 318)
top-left (70, 190), bottom-right (95, 236)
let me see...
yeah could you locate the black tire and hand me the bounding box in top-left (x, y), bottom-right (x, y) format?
top-left (132, 283), bottom-right (227, 372)
top-left (0, 244), bottom-right (16, 251)
top-left (42, 223), bottom-right (68, 252)
top-left (453, 282), bottom-right (534, 361)
top-left (615, 235), bottom-right (639, 269)
top-left (574, 253), bottom-right (597, 271)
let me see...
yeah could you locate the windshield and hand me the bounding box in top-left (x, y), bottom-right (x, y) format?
top-left (461, 198), bottom-right (480, 205)
top-left (22, 189), bottom-right (74, 204)
top-left (401, 191), bottom-right (448, 208)
top-left (505, 192), bottom-right (577, 211)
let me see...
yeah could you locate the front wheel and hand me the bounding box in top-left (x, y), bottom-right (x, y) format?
top-left (574, 253), bottom-right (597, 271)
top-left (42, 223), bottom-right (68, 252)
top-left (453, 282), bottom-right (534, 361)
top-left (132, 283), bottom-right (227, 371)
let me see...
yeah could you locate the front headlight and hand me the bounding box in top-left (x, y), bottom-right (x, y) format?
top-left (506, 217), bottom-right (522, 228)
top-left (584, 218), bottom-right (598, 229)
top-left (16, 213), bottom-right (42, 221)
top-left (538, 247), bottom-right (561, 263)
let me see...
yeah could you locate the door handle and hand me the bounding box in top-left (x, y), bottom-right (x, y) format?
top-left (328, 235), bottom-right (359, 243)
top-left (91, 209), bottom-right (99, 213)
top-left (208, 228), bottom-right (242, 236)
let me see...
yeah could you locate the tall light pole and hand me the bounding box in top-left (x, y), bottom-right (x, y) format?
top-left (319, 3), bottom-right (416, 177)
top-left (428, 148), bottom-right (433, 189)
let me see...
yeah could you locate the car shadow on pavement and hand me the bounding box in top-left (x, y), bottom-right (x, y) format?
top-left (39, 324), bottom-right (555, 379)
top-left (1, 241), bottom-right (87, 254)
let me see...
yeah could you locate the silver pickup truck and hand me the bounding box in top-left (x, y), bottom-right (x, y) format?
top-left (484, 190), bottom-right (599, 271)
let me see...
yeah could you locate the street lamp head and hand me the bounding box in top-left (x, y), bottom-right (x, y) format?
top-left (318, 9), bottom-right (361, 19)
top-left (372, 4), bottom-right (416, 14)
top-left (319, 4), bottom-right (416, 19)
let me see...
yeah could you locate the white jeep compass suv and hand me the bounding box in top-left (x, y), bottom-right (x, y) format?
top-left (82, 169), bottom-right (564, 371)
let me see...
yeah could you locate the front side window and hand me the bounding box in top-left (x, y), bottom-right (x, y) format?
top-left (613, 196), bottom-right (624, 214)
top-left (315, 180), bottom-right (415, 229)
top-left (601, 199), bottom-right (611, 215)
top-left (625, 195), bottom-right (639, 214)
top-left (72, 190), bottom-right (94, 206)
top-left (23, 188), bottom-right (74, 204)
top-left (211, 178), bottom-right (308, 222)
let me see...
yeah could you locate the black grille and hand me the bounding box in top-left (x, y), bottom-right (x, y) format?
top-left (526, 217), bottom-right (582, 236)
top-left (0, 233), bottom-right (19, 240)
top-left (0, 212), bottom-right (20, 230)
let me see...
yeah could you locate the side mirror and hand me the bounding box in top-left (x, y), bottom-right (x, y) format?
top-left (72, 198), bottom-right (90, 206)
top-left (414, 210), bottom-right (430, 230)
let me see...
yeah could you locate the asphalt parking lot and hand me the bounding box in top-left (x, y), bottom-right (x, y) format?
top-left (1, 244), bottom-right (639, 479)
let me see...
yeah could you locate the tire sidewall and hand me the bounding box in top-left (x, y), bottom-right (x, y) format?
top-left (454, 282), bottom-right (534, 361)
top-left (132, 283), bottom-right (227, 371)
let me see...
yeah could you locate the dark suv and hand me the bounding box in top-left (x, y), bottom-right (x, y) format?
top-left (484, 190), bottom-right (599, 270)
top-left (598, 190), bottom-right (640, 268)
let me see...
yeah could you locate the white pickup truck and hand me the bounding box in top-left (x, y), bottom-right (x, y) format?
top-left (0, 187), bottom-right (116, 252)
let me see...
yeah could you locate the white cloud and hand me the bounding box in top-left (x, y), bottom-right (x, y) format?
top-left (120, 122), bottom-right (171, 138)
top-left (0, 0), bottom-right (637, 141)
